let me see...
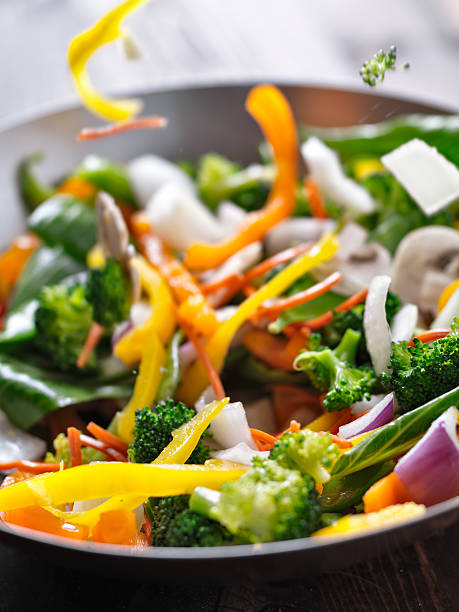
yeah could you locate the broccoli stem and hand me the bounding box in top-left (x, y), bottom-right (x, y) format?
top-left (189, 487), bottom-right (221, 519)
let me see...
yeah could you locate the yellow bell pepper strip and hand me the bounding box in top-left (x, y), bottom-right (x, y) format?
top-left (115, 256), bottom-right (175, 365)
top-left (47, 399), bottom-right (231, 528)
top-left (116, 333), bottom-right (166, 442)
top-left (305, 409), bottom-right (348, 433)
top-left (311, 503), bottom-right (425, 538)
top-left (130, 214), bottom-right (220, 337)
top-left (155, 398), bottom-right (229, 464)
top-left (178, 233), bottom-right (339, 404)
top-left (67, 0), bottom-right (151, 122)
top-left (438, 278), bottom-right (459, 313)
top-left (0, 463), bottom-right (248, 512)
top-left (184, 84), bottom-right (297, 270)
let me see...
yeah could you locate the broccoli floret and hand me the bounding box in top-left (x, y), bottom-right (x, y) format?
top-left (360, 45), bottom-right (409, 87)
top-left (294, 328), bottom-right (377, 411)
top-left (384, 323), bottom-right (459, 413)
top-left (144, 495), bottom-right (191, 546)
top-left (191, 458), bottom-right (322, 543)
top-left (167, 510), bottom-right (235, 547)
top-left (34, 284), bottom-right (95, 372)
top-left (85, 258), bottom-right (129, 331)
top-left (269, 429), bottom-right (338, 484)
top-left (44, 432), bottom-right (94, 466)
top-left (128, 399), bottom-right (211, 464)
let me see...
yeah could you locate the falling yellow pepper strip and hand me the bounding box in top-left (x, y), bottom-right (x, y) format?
top-left (177, 233), bottom-right (340, 404)
top-left (68, 0), bottom-right (152, 122)
top-left (45, 399), bottom-right (233, 528)
top-left (115, 256), bottom-right (175, 365)
top-left (312, 503), bottom-right (425, 538)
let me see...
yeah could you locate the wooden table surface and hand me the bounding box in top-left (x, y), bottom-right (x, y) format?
top-left (0, 1), bottom-right (458, 610)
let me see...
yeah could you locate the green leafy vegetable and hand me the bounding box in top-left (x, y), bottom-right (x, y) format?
top-left (10, 246), bottom-right (84, 310)
top-left (320, 461), bottom-right (394, 511)
top-left (0, 353), bottom-right (131, 429)
top-left (28, 195), bottom-right (97, 262)
top-left (17, 153), bottom-right (55, 212)
top-left (0, 300), bottom-right (38, 349)
top-left (74, 155), bottom-right (136, 206)
top-left (331, 386), bottom-right (459, 478)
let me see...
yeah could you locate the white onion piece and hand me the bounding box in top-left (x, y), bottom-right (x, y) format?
top-left (265, 217), bottom-right (335, 255)
top-left (127, 154), bottom-right (194, 207)
top-left (351, 394), bottom-right (386, 416)
top-left (195, 390), bottom-right (257, 450)
top-left (301, 137), bottom-right (376, 216)
top-left (146, 183), bottom-right (225, 252)
top-left (339, 394), bottom-right (394, 439)
top-left (211, 443), bottom-right (269, 466)
top-left (73, 498), bottom-right (107, 513)
top-left (130, 300), bottom-right (151, 328)
top-left (216, 305), bottom-right (239, 322)
top-left (391, 304), bottom-right (419, 343)
top-left (179, 340), bottom-right (198, 370)
top-left (395, 407), bottom-right (459, 506)
top-left (0, 412), bottom-right (46, 464)
top-left (364, 275), bottom-right (393, 375)
top-left (216, 201), bottom-right (247, 234)
top-left (431, 287), bottom-right (459, 329)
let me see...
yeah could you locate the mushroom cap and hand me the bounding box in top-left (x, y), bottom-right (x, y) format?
top-left (392, 226), bottom-right (459, 309)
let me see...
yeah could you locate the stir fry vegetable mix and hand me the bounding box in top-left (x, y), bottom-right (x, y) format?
top-left (2, 81), bottom-right (459, 548)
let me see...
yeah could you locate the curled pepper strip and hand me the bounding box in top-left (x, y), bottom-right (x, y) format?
top-left (0, 463), bottom-right (248, 513)
top-left (115, 256), bottom-right (175, 365)
top-left (184, 85), bottom-right (297, 270)
top-left (178, 233), bottom-right (340, 404)
top-left (68, 0), bottom-right (151, 122)
top-left (131, 215), bottom-right (220, 337)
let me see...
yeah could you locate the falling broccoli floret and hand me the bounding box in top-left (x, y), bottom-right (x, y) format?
top-left (384, 322), bottom-right (459, 413)
top-left (34, 284), bottom-right (95, 372)
top-left (294, 328), bottom-right (377, 411)
top-left (190, 458), bottom-right (322, 543)
top-left (85, 258), bottom-right (130, 331)
top-left (167, 510), bottom-right (235, 547)
top-left (144, 495), bottom-right (191, 547)
top-left (128, 399), bottom-right (211, 464)
top-left (360, 45), bottom-right (409, 87)
top-left (269, 429), bottom-right (338, 484)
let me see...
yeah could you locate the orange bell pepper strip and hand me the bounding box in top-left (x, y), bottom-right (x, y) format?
top-left (184, 84), bottom-right (297, 270)
top-left (243, 328), bottom-right (306, 371)
top-left (130, 214), bottom-right (220, 337)
top-left (92, 509), bottom-right (137, 545)
top-left (363, 471), bottom-right (413, 513)
top-left (1, 506), bottom-right (89, 541)
top-left (0, 233), bottom-right (40, 304)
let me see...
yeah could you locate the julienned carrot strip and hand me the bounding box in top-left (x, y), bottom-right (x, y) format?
top-left (335, 289), bottom-right (368, 312)
top-left (79, 434), bottom-right (127, 462)
top-left (0, 461), bottom-right (61, 474)
top-left (328, 434), bottom-right (353, 449)
top-left (363, 472), bottom-right (413, 513)
top-left (304, 177), bottom-right (328, 220)
top-left (201, 273), bottom-right (244, 295)
top-left (176, 313), bottom-right (226, 401)
top-left (276, 419), bottom-right (301, 439)
top-left (328, 408), bottom-right (352, 435)
top-left (77, 116), bottom-right (167, 141)
top-left (301, 311), bottom-right (334, 331)
top-left (252, 271), bottom-right (342, 321)
top-left (244, 244), bottom-right (313, 284)
top-left (76, 321), bottom-right (105, 369)
top-left (87, 422), bottom-right (129, 454)
top-left (408, 329), bottom-right (450, 347)
top-left (67, 427), bottom-right (82, 468)
top-left (250, 428), bottom-right (278, 451)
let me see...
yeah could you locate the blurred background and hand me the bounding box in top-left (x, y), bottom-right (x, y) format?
top-left (1, 0), bottom-right (459, 123)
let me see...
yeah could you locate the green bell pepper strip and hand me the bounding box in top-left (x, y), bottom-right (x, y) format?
top-left (156, 329), bottom-right (184, 402)
top-left (17, 153), bottom-right (55, 212)
top-left (73, 155), bottom-right (137, 207)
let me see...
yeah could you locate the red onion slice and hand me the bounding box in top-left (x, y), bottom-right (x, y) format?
top-left (179, 340), bottom-right (198, 370)
top-left (339, 393), bottom-right (394, 440)
top-left (111, 320), bottom-right (133, 349)
top-left (395, 407), bottom-right (459, 506)
top-left (364, 275), bottom-right (393, 375)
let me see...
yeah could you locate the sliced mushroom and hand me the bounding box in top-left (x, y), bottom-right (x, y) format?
top-left (311, 222), bottom-right (392, 296)
top-left (392, 226), bottom-right (459, 314)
